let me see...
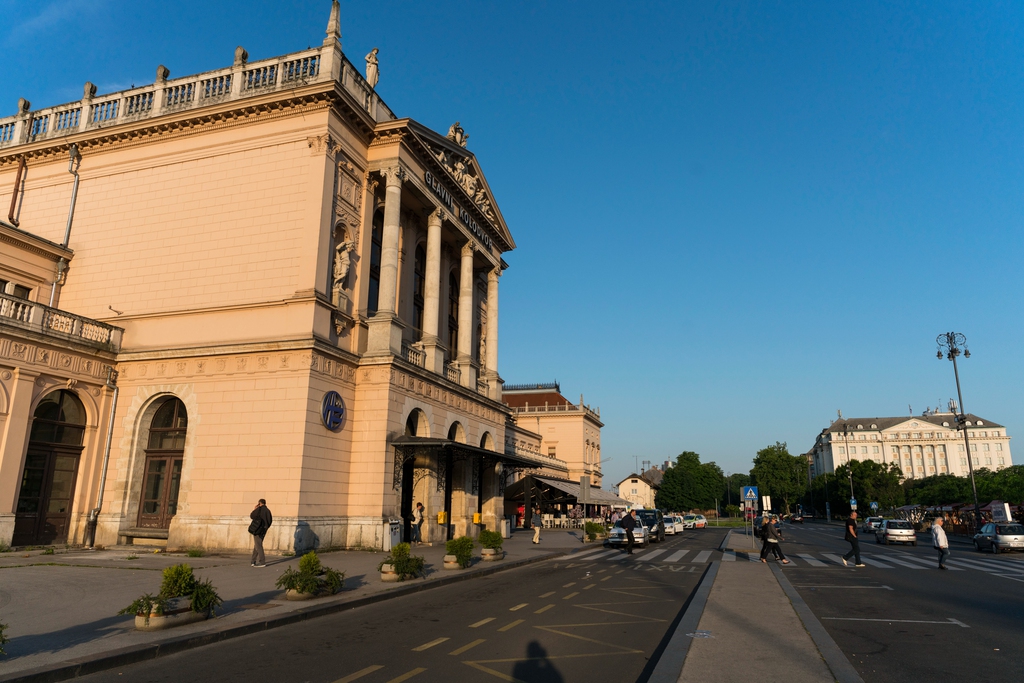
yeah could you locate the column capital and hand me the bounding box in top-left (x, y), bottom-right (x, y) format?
top-left (487, 267), bottom-right (500, 283)
top-left (380, 166), bottom-right (406, 187)
top-left (427, 206), bottom-right (446, 225)
top-left (461, 242), bottom-right (475, 258)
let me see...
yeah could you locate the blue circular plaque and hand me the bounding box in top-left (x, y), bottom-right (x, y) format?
top-left (321, 391), bottom-right (346, 432)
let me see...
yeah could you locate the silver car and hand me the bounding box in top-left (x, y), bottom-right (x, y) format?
top-left (875, 519), bottom-right (917, 546)
top-left (607, 519), bottom-right (648, 548)
top-left (974, 522), bottom-right (1024, 554)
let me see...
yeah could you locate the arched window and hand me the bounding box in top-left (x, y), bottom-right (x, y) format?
top-left (413, 244), bottom-right (426, 338)
top-left (368, 209), bottom-right (384, 315)
top-left (405, 409), bottom-right (429, 438)
top-left (480, 432), bottom-right (494, 451)
top-left (14, 390), bottom-right (87, 545)
top-left (138, 398), bottom-right (188, 530)
top-left (448, 421), bottom-right (465, 443)
top-left (447, 271), bottom-right (459, 359)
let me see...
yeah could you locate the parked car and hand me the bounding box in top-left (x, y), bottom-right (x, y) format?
top-left (973, 522), bottom-right (1024, 554)
top-left (636, 509), bottom-right (665, 542)
top-left (863, 516), bottom-right (884, 533)
top-left (682, 514), bottom-right (697, 529)
top-left (672, 516), bottom-right (686, 533)
top-left (694, 514), bottom-right (708, 529)
top-left (607, 518), bottom-right (648, 548)
top-left (664, 516), bottom-right (677, 535)
top-left (875, 519), bottom-right (917, 545)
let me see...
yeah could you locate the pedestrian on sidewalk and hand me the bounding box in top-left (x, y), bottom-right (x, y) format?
top-left (842, 511), bottom-right (865, 567)
top-left (759, 514), bottom-right (790, 564)
top-left (248, 498), bottom-right (273, 567)
top-left (932, 517), bottom-right (950, 570)
top-left (622, 509), bottom-right (638, 554)
top-left (531, 507), bottom-right (543, 544)
top-left (411, 502), bottom-right (424, 544)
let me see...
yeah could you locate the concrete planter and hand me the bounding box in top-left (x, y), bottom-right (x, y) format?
top-left (134, 597), bottom-right (209, 632)
top-left (443, 554), bottom-right (465, 570)
top-left (285, 589), bottom-right (316, 601)
top-left (481, 548), bottom-right (504, 561)
top-left (380, 563), bottom-right (400, 582)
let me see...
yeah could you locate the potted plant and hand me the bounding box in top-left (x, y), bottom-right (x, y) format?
top-left (378, 542), bottom-right (425, 582)
top-left (479, 529), bottom-right (504, 561)
top-left (118, 563), bottom-right (222, 631)
top-left (444, 535), bottom-right (474, 569)
top-left (584, 521), bottom-right (607, 542)
top-left (275, 551), bottom-right (344, 600)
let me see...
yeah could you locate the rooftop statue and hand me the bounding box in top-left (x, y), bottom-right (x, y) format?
top-left (365, 48), bottom-right (379, 88)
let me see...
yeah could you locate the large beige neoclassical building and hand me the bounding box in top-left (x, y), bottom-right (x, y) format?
top-left (808, 411), bottom-right (1013, 480)
top-left (0, 2), bottom-right (559, 552)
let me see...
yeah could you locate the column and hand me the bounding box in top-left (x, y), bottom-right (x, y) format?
top-left (366, 166), bottom-right (406, 355)
top-left (421, 208), bottom-right (445, 374)
top-left (456, 242), bottom-right (476, 388)
top-left (484, 267), bottom-right (500, 399)
top-left (0, 368), bottom-right (40, 546)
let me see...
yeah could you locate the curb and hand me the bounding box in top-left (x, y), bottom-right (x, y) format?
top-left (646, 561), bottom-right (720, 683)
top-left (770, 563), bottom-right (864, 683)
top-left (0, 549), bottom-right (571, 683)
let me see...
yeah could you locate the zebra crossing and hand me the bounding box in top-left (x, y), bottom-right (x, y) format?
top-left (563, 544), bottom-right (1024, 580)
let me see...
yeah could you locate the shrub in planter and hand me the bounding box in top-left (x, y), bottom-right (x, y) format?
top-left (584, 521), bottom-right (606, 541)
top-left (445, 536), bottom-right (474, 569)
top-left (377, 542), bottom-right (425, 581)
top-left (118, 563), bottom-right (222, 628)
top-left (275, 551), bottom-right (345, 599)
top-left (479, 529), bottom-right (503, 551)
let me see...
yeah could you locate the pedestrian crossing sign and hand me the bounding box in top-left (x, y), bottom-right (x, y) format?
top-left (742, 486), bottom-right (758, 501)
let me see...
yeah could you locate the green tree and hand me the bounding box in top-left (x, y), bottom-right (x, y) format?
top-left (656, 451), bottom-right (724, 511)
top-left (750, 442), bottom-right (805, 514)
top-left (723, 473), bottom-right (751, 508)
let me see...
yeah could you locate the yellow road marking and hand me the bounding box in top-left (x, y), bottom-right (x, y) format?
top-left (469, 617), bottom-right (495, 628)
top-left (535, 604), bottom-right (555, 614)
top-left (332, 665), bottom-right (384, 683)
top-left (601, 576), bottom-right (611, 581)
top-left (385, 668), bottom-right (426, 683)
top-left (412, 637), bottom-right (449, 651)
top-left (563, 582), bottom-right (576, 587)
top-left (583, 584), bottom-right (595, 590)
top-left (563, 591), bottom-right (579, 600)
top-left (615, 569), bottom-right (625, 574)
top-left (597, 569), bottom-right (607, 573)
top-left (497, 619), bottom-right (524, 632)
top-left (450, 639), bottom-right (486, 655)
top-left (539, 591), bottom-right (555, 598)
top-left (509, 603), bottom-right (528, 611)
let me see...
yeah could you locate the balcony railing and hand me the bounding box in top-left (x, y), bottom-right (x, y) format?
top-left (445, 363), bottom-right (461, 384)
top-left (401, 343), bottom-right (425, 368)
top-left (510, 402), bottom-right (601, 420)
top-left (0, 293), bottom-right (123, 352)
top-left (0, 46), bottom-right (396, 151)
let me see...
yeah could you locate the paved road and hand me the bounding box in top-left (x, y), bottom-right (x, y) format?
top-left (767, 522), bottom-right (1024, 682)
top-left (78, 528), bottom-right (730, 683)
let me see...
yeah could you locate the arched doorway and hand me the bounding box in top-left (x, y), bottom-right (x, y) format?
top-left (400, 409), bottom-right (429, 542)
top-left (13, 390), bottom-right (86, 545)
top-left (137, 398), bottom-right (187, 529)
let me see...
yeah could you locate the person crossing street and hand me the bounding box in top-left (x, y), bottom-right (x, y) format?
top-left (621, 509), bottom-right (638, 555)
top-left (842, 510), bottom-right (866, 567)
top-left (932, 517), bottom-right (950, 570)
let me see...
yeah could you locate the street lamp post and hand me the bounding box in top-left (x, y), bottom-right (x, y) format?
top-left (842, 423), bottom-right (856, 502)
top-left (936, 332), bottom-right (982, 529)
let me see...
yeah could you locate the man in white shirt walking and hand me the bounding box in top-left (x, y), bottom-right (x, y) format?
top-left (932, 517), bottom-right (950, 570)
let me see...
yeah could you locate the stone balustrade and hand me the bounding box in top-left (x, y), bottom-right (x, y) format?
top-left (511, 402), bottom-right (601, 420)
top-left (401, 343), bottom-right (425, 368)
top-left (0, 46), bottom-right (395, 151)
top-left (445, 363), bottom-right (461, 384)
top-left (0, 293), bottom-right (122, 352)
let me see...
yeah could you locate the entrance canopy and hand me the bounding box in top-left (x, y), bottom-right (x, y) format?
top-left (504, 475), bottom-right (630, 507)
top-left (391, 436), bottom-right (542, 492)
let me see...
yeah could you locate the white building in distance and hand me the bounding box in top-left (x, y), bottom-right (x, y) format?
top-left (808, 410), bottom-right (1013, 480)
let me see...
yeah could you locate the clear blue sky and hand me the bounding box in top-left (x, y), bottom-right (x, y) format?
top-left (4, 1), bottom-right (1023, 486)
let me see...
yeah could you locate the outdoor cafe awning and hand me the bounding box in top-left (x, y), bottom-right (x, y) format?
top-left (504, 475), bottom-right (630, 507)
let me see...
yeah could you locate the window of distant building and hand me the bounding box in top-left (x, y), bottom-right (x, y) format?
top-left (367, 209), bottom-right (384, 315)
top-left (412, 244), bottom-right (426, 338)
top-left (448, 271), bottom-right (459, 359)
top-left (996, 444), bottom-right (1003, 451)
top-left (547, 446), bottom-right (556, 458)
top-left (873, 446), bottom-right (879, 454)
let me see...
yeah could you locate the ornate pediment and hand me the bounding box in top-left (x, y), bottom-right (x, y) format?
top-left (426, 143), bottom-right (495, 222)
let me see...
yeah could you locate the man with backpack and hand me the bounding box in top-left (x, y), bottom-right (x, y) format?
top-left (621, 509), bottom-right (638, 555)
top-left (249, 498), bottom-right (273, 567)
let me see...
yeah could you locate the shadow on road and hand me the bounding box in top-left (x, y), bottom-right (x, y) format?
top-left (511, 641), bottom-right (564, 683)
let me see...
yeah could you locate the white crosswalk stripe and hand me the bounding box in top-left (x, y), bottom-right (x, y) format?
top-left (857, 555), bottom-right (897, 569)
top-left (862, 553), bottom-right (924, 569)
top-left (662, 550), bottom-right (690, 563)
top-left (692, 550), bottom-right (713, 563)
top-left (637, 549), bottom-right (668, 562)
top-left (796, 554), bottom-right (827, 567)
top-left (822, 553), bottom-right (850, 566)
top-left (877, 553), bottom-right (962, 570)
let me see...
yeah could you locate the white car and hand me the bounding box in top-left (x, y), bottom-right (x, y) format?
top-left (664, 515), bottom-right (683, 535)
top-left (682, 514), bottom-right (698, 529)
top-left (694, 514), bottom-right (708, 529)
top-left (607, 519), bottom-right (648, 547)
top-left (672, 516), bottom-right (686, 533)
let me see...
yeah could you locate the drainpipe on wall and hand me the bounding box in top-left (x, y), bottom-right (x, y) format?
top-left (84, 366), bottom-right (119, 549)
top-left (6, 155), bottom-right (26, 227)
top-left (49, 144), bottom-right (81, 308)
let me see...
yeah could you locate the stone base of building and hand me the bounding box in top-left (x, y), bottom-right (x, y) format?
top-left (93, 514), bottom-right (395, 553)
top-left (0, 513), bottom-right (14, 547)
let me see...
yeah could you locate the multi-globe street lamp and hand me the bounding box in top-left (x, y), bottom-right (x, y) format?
top-left (936, 332), bottom-right (982, 528)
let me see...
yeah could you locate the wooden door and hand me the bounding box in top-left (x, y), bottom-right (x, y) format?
top-left (137, 455), bottom-right (183, 529)
top-left (13, 445), bottom-right (81, 545)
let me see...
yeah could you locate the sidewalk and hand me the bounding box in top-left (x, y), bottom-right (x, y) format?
top-left (0, 529), bottom-right (587, 681)
top-left (652, 530), bottom-right (862, 683)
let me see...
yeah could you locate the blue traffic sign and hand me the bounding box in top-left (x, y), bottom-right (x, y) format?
top-left (870, 501), bottom-right (879, 510)
top-left (742, 486), bottom-right (759, 501)
top-left (850, 498), bottom-right (857, 506)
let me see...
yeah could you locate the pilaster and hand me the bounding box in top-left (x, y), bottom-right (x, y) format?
top-left (0, 368), bottom-right (41, 546)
